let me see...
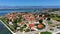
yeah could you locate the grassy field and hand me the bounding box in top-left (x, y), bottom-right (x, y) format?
top-left (52, 17), bottom-right (60, 22)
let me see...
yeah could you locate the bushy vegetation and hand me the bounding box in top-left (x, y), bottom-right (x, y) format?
top-left (50, 14), bottom-right (60, 22)
top-left (40, 31), bottom-right (52, 34)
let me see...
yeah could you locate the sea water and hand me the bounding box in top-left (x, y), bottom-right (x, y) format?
top-left (0, 9), bottom-right (34, 16)
top-left (0, 22), bottom-right (12, 34)
top-left (0, 9), bottom-right (34, 34)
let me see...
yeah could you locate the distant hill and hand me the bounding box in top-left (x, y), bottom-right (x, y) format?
top-left (0, 6), bottom-right (60, 9)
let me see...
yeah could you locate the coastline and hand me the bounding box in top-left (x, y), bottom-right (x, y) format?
top-left (0, 20), bottom-right (16, 34)
top-left (0, 12), bottom-right (60, 34)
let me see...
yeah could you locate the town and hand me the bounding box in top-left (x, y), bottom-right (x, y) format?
top-left (0, 9), bottom-right (60, 34)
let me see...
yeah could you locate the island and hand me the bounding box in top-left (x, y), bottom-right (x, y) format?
top-left (0, 11), bottom-right (60, 34)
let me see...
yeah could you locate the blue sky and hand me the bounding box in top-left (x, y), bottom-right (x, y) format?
top-left (0, 0), bottom-right (60, 6)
